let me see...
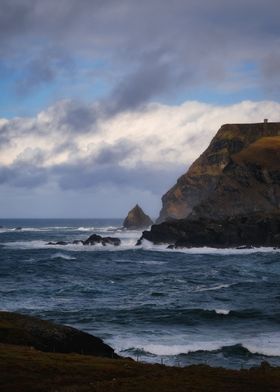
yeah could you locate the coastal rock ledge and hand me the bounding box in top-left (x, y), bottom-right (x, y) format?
top-left (139, 212), bottom-right (280, 249)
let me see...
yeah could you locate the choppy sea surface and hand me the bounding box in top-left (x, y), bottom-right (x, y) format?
top-left (1, 218), bottom-right (280, 369)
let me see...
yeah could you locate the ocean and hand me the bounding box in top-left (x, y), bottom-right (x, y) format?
top-left (1, 218), bottom-right (280, 369)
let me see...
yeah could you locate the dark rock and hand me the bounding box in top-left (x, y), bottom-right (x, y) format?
top-left (83, 234), bottom-right (103, 245)
top-left (0, 311), bottom-right (118, 358)
top-left (139, 212), bottom-right (280, 248)
top-left (47, 241), bottom-right (69, 245)
top-left (47, 235), bottom-right (121, 247)
top-left (123, 204), bottom-right (153, 230)
top-left (102, 237), bottom-right (121, 246)
top-left (15, 227), bottom-right (22, 231)
top-left (84, 234), bottom-right (121, 246)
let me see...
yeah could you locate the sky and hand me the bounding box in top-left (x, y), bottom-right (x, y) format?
top-left (1, 0), bottom-right (280, 218)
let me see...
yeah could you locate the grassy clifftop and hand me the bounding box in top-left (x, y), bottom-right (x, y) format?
top-left (1, 343), bottom-right (280, 392)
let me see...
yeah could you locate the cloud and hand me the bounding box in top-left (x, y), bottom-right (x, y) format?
top-left (1, 98), bottom-right (280, 192)
top-left (1, 0), bottom-right (280, 106)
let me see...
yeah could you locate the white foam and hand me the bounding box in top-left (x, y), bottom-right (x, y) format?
top-left (243, 332), bottom-right (280, 357)
top-left (139, 260), bottom-right (167, 265)
top-left (114, 336), bottom-right (230, 357)
top-left (50, 252), bottom-right (76, 260)
top-left (114, 332), bottom-right (280, 358)
top-left (194, 283), bottom-right (233, 292)
top-left (1, 237), bottom-right (138, 252)
top-left (214, 309), bottom-right (230, 315)
top-left (139, 239), bottom-right (280, 255)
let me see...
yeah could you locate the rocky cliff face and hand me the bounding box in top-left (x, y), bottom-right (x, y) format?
top-left (158, 122), bottom-right (280, 222)
top-left (123, 204), bottom-right (153, 229)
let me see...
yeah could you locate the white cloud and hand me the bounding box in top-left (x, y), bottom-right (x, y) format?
top-left (1, 99), bottom-right (280, 169)
top-left (1, 99), bottom-right (280, 217)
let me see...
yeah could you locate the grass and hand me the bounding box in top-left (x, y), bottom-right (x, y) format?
top-left (1, 343), bottom-right (280, 392)
top-left (233, 136), bottom-right (280, 169)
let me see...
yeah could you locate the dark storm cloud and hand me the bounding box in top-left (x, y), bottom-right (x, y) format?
top-left (53, 160), bottom-right (184, 195)
top-left (0, 157), bottom-right (184, 195)
top-left (1, 0), bottom-right (280, 108)
top-left (0, 163), bottom-right (47, 188)
top-left (95, 140), bottom-right (138, 165)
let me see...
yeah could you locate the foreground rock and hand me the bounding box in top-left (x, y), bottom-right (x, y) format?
top-left (0, 311), bottom-right (118, 358)
top-left (139, 212), bottom-right (280, 248)
top-left (47, 233), bottom-right (121, 247)
top-left (158, 122), bottom-right (280, 222)
top-left (123, 204), bottom-right (153, 229)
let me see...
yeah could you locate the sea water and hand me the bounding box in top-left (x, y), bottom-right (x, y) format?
top-left (1, 218), bottom-right (280, 369)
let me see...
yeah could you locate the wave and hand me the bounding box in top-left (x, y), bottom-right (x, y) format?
top-left (193, 283), bottom-right (233, 292)
top-left (120, 341), bottom-right (280, 359)
top-left (1, 238), bottom-right (138, 252)
top-left (214, 309), bottom-right (230, 315)
top-left (50, 252), bottom-right (76, 260)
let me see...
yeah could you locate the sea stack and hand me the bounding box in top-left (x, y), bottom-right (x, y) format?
top-left (123, 204), bottom-right (153, 230)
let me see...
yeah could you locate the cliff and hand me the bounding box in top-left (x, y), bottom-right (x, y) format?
top-left (158, 122), bottom-right (280, 222)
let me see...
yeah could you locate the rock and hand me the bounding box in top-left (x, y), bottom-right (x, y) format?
top-left (139, 212), bottom-right (280, 248)
top-left (15, 227), bottom-right (22, 231)
top-left (158, 122), bottom-right (280, 222)
top-left (47, 241), bottom-right (69, 245)
top-left (83, 234), bottom-right (121, 246)
top-left (83, 234), bottom-right (103, 245)
top-left (47, 235), bottom-right (121, 247)
top-left (72, 240), bottom-right (84, 245)
top-left (123, 204), bottom-right (153, 230)
top-left (0, 311), bottom-right (118, 358)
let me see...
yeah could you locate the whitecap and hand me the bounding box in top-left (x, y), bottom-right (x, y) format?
top-left (50, 252), bottom-right (76, 260)
top-left (193, 283), bottom-right (232, 292)
top-left (139, 260), bottom-right (167, 265)
top-left (214, 309), bottom-right (230, 315)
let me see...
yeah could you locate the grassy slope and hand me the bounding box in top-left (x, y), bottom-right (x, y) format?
top-left (1, 344), bottom-right (280, 392)
top-left (233, 136), bottom-right (280, 169)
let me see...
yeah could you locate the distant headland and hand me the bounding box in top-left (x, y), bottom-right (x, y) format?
top-left (139, 121), bottom-right (280, 248)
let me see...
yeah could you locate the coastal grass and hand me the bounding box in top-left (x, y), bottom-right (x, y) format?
top-left (1, 343), bottom-right (280, 392)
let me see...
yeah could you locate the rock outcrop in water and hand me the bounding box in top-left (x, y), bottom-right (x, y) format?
top-left (140, 122), bottom-right (280, 248)
top-left (123, 204), bottom-right (153, 229)
top-left (158, 122), bottom-right (280, 222)
top-left (83, 234), bottom-right (121, 246)
top-left (0, 311), bottom-right (118, 358)
top-left (47, 234), bottom-right (121, 246)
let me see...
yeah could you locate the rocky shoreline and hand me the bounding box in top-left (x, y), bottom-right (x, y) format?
top-left (138, 212), bottom-right (280, 249)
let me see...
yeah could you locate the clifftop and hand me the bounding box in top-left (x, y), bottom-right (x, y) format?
top-left (158, 122), bottom-right (280, 222)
